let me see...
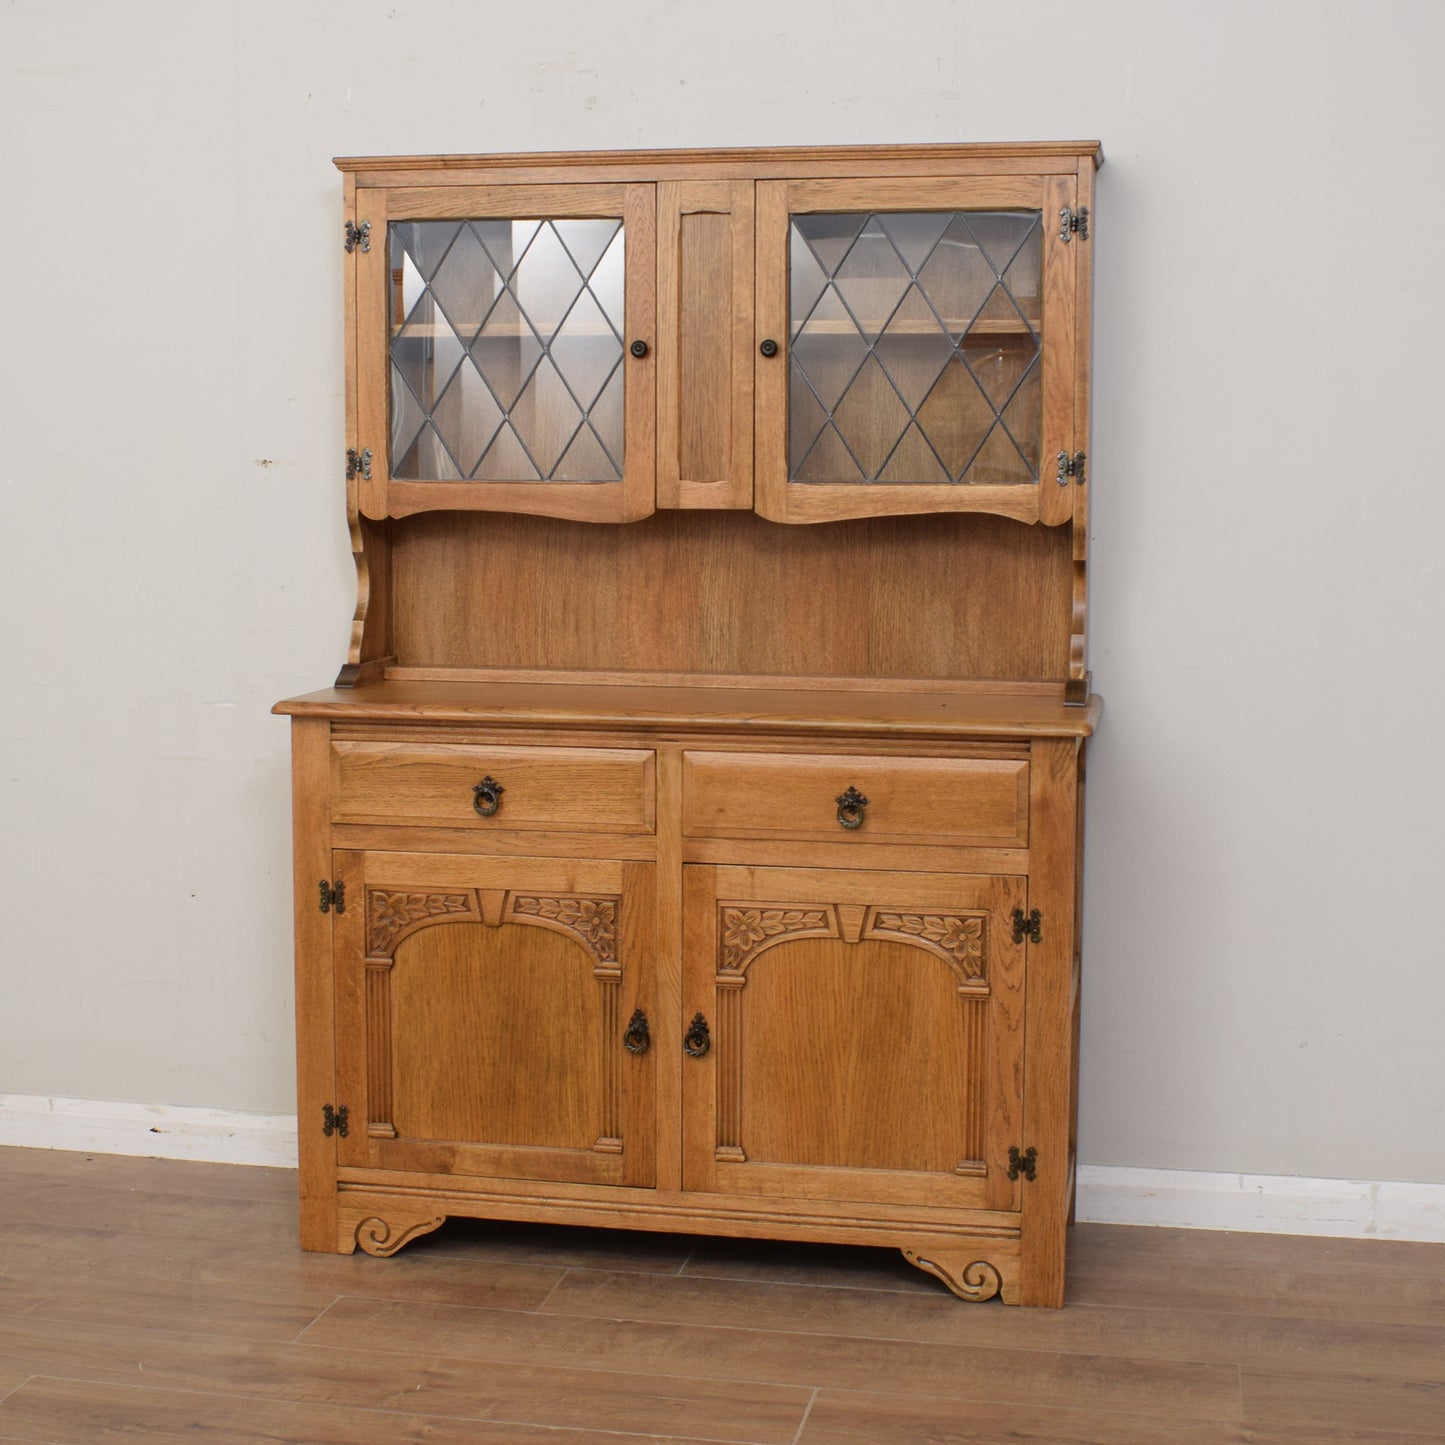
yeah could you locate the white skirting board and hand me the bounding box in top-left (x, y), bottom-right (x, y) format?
top-left (0, 1094), bottom-right (298, 1169)
top-left (2, 1094), bottom-right (1442, 1243)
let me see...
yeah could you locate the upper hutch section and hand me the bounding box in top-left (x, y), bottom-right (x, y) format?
top-left (339, 143), bottom-right (1101, 528)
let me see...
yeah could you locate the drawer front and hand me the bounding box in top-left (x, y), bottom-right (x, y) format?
top-left (331, 743), bottom-right (656, 833)
top-left (683, 751), bottom-right (1028, 848)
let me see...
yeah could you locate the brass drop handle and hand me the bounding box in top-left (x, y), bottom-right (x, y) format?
top-left (471, 776), bottom-right (505, 817)
top-left (836, 785), bottom-right (869, 830)
top-left (622, 1008), bottom-right (651, 1055)
top-left (683, 1012), bottom-right (711, 1057)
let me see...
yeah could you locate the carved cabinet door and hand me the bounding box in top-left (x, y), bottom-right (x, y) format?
top-left (682, 865), bottom-right (1026, 1211)
top-left (331, 850), bottom-right (655, 1187)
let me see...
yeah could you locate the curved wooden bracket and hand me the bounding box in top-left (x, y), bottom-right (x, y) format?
top-left (901, 1247), bottom-right (1007, 1302)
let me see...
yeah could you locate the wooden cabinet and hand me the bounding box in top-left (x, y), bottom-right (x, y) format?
top-left (281, 142), bottom-right (1101, 1305)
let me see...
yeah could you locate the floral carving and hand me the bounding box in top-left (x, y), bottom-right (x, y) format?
top-left (872, 913), bottom-right (985, 977)
top-left (367, 890), bottom-right (473, 954)
top-left (720, 907), bottom-right (830, 971)
top-left (511, 896), bottom-right (618, 964)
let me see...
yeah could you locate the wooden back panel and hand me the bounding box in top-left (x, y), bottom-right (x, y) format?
top-left (389, 510), bottom-right (1071, 683)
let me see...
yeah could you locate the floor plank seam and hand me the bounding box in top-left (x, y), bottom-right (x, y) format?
top-left (0, 1379), bottom-right (32, 1408)
top-left (288, 1294), bottom-right (342, 1345)
top-left (533, 1265), bottom-right (574, 1313)
top-left (789, 1387), bottom-right (818, 1445)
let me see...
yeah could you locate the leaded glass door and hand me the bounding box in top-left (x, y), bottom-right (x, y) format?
top-left (355, 184), bottom-right (656, 523)
top-left (755, 177), bottom-right (1079, 526)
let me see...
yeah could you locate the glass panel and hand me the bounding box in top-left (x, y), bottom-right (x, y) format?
top-left (389, 217), bottom-right (624, 482)
top-left (789, 209), bottom-right (1042, 485)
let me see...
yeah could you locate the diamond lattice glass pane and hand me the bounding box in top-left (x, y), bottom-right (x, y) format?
top-left (587, 365), bottom-right (625, 466)
top-left (553, 422), bottom-right (620, 482)
top-left (470, 292), bottom-right (543, 409)
top-left (916, 356), bottom-right (997, 480)
top-left (789, 364), bottom-right (828, 470)
top-left (833, 219), bottom-right (912, 339)
top-left (833, 355), bottom-right (910, 480)
top-left (551, 290), bottom-right (620, 409)
top-left (396, 422), bottom-right (463, 480)
top-left (877, 422), bottom-right (949, 484)
top-left (795, 422), bottom-right (865, 483)
top-left (510, 356), bottom-right (584, 476)
top-left (588, 228), bottom-right (625, 338)
top-left (790, 229), bottom-right (829, 331)
top-left (395, 250), bottom-right (426, 325)
top-left (510, 223), bottom-right (585, 341)
top-left (426, 224), bottom-right (499, 345)
top-left (875, 285), bottom-right (952, 409)
top-left (390, 363), bottom-right (427, 460)
top-left (1001, 217), bottom-right (1042, 332)
top-left (962, 335), bottom-right (1036, 412)
top-left (996, 359), bottom-right (1042, 478)
top-left (962, 420), bottom-right (1033, 486)
top-left (877, 213), bottom-right (952, 273)
top-left (966, 212), bottom-right (1038, 277)
top-left (787, 207), bottom-right (1043, 487)
top-left (792, 213), bottom-right (868, 276)
top-left (554, 219), bottom-right (623, 281)
top-left (476, 422), bottom-right (541, 481)
top-left (919, 216), bottom-right (999, 341)
top-left (390, 221), bottom-right (462, 282)
top-left (792, 286), bottom-right (867, 411)
top-left (391, 215), bottom-right (625, 482)
top-left (392, 296), bottom-right (465, 409)
top-left (431, 357), bottom-right (504, 476)
top-left (472, 220), bottom-right (541, 283)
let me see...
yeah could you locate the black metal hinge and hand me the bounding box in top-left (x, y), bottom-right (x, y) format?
top-left (322, 1104), bottom-right (349, 1138)
top-left (319, 879), bottom-right (346, 914)
top-left (346, 447), bottom-right (372, 482)
top-left (1008, 1145), bottom-right (1038, 1182)
top-left (1059, 206), bottom-right (1089, 242)
top-left (1011, 907), bottom-right (1041, 944)
top-left (1055, 450), bottom-right (1086, 486)
top-left (344, 219), bottom-right (371, 253)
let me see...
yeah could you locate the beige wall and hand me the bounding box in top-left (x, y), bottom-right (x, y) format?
top-left (2, 0), bottom-right (1441, 1183)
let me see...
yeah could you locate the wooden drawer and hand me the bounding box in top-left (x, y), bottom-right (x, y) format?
top-left (682, 751), bottom-right (1028, 848)
top-left (330, 742), bottom-right (655, 833)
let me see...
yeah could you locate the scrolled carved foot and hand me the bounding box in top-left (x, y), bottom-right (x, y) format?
top-left (354, 1211), bottom-right (445, 1257)
top-left (901, 1247), bottom-right (1005, 1302)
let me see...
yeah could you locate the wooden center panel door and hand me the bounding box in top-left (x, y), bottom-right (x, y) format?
top-left (682, 865), bottom-right (1025, 1211)
top-left (332, 851), bottom-right (655, 1187)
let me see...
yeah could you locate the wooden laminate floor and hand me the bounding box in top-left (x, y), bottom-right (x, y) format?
top-left (0, 1148), bottom-right (1442, 1443)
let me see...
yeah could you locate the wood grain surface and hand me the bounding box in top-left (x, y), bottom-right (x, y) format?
top-left (2, 1148), bottom-right (1442, 1442)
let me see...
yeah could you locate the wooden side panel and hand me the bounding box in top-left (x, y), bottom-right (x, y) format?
top-left (390, 508), bottom-right (1073, 683)
top-left (1019, 737), bottom-right (1080, 1306)
top-left (1037, 176), bottom-right (1078, 527)
top-left (291, 720), bottom-right (338, 1250)
top-left (657, 181), bottom-right (754, 510)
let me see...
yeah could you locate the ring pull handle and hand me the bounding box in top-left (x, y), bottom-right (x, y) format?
top-left (683, 1012), bottom-right (711, 1058)
top-left (835, 785), bottom-right (869, 830)
top-left (622, 1008), bottom-right (651, 1056)
top-left (471, 776), bottom-right (505, 817)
